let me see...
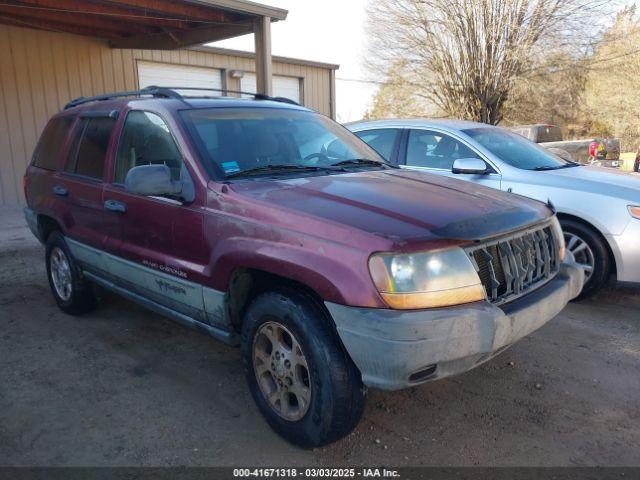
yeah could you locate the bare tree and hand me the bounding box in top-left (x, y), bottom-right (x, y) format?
top-left (503, 51), bottom-right (587, 127)
top-left (367, 0), bottom-right (612, 124)
top-left (363, 60), bottom-right (438, 119)
top-left (582, 5), bottom-right (640, 151)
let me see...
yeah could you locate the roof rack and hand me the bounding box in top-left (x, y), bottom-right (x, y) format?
top-left (158, 86), bottom-right (299, 105)
top-left (63, 86), bottom-right (299, 110)
top-left (64, 87), bottom-right (182, 110)
top-left (192, 87), bottom-right (299, 105)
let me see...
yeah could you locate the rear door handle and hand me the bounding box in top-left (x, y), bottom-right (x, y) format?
top-left (52, 185), bottom-right (68, 196)
top-left (104, 199), bottom-right (126, 213)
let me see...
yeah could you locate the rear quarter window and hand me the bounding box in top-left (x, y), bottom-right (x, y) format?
top-left (32, 116), bottom-right (74, 170)
top-left (65, 117), bottom-right (116, 180)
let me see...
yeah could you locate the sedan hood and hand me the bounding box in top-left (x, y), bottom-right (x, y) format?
top-left (229, 170), bottom-right (551, 243)
top-left (543, 165), bottom-right (640, 201)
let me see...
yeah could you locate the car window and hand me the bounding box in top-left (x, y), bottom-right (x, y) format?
top-left (463, 127), bottom-right (571, 170)
top-left (114, 111), bottom-right (183, 183)
top-left (64, 117), bottom-right (115, 180)
top-left (406, 129), bottom-right (479, 169)
top-left (180, 108), bottom-right (386, 179)
top-left (353, 129), bottom-right (398, 161)
top-left (32, 116), bottom-right (74, 170)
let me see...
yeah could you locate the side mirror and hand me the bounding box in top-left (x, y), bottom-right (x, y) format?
top-left (452, 158), bottom-right (488, 175)
top-left (125, 164), bottom-right (183, 198)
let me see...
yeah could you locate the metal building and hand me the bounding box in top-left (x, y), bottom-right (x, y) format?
top-left (0, 0), bottom-right (338, 206)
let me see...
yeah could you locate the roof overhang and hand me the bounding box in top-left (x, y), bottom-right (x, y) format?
top-left (0, 0), bottom-right (287, 50)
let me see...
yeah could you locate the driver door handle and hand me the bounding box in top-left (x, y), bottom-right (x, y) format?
top-left (104, 199), bottom-right (126, 213)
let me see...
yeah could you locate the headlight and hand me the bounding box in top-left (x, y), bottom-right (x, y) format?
top-left (550, 215), bottom-right (566, 262)
top-left (368, 248), bottom-right (485, 309)
top-left (629, 206), bottom-right (640, 220)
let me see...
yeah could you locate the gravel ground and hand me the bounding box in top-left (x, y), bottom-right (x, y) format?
top-left (1, 208), bottom-right (639, 467)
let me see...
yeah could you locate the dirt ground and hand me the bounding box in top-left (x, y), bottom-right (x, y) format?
top-left (1, 208), bottom-right (639, 467)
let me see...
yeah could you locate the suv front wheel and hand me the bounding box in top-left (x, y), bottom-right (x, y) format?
top-left (46, 231), bottom-right (97, 315)
top-left (241, 289), bottom-right (365, 447)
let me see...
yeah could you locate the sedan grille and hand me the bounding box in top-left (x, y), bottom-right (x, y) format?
top-left (465, 222), bottom-right (561, 305)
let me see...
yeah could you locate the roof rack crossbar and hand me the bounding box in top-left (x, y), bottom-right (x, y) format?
top-left (64, 87), bottom-right (183, 110)
top-left (160, 86), bottom-right (300, 105)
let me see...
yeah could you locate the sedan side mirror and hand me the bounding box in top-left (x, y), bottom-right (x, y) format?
top-left (125, 164), bottom-right (183, 198)
top-left (452, 158), bottom-right (488, 175)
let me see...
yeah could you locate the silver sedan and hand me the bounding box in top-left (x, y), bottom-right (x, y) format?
top-left (347, 119), bottom-right (640, 298)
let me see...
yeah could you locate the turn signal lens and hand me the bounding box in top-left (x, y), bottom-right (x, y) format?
top-left (379, 285), bottom-right (487, 310)
top-left (369, 248), bottom-right (485, 309)
top-left (629, 206), bottom-right (640, 219)
top-left (550, 216), bottom-right (566, 262)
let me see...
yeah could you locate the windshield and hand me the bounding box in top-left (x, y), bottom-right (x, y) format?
top-left (180, 107), bottom-right (387, 179)
top-left (463, 127), bottom-right (574, 170)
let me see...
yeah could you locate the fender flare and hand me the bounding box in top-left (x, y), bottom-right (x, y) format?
top-left (210, 237), bottom-right (383, 308)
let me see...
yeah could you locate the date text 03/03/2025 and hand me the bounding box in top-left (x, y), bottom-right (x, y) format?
top-left (232, 467), bottom-right (401, 478)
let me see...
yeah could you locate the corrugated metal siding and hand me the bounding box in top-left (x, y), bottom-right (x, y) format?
top-left (0, 24), bottom-right (335, 206)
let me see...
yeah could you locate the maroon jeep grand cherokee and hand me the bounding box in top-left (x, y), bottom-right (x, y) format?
top-left (24, 88), bottom-right (583, 447)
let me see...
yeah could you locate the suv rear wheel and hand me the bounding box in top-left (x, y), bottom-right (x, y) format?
top-left (241, 289), bottom-right (365, 447)
top-left (561, 219), bottom-right (611, 300)
top-left (46, 231), bottom-right (97, 315)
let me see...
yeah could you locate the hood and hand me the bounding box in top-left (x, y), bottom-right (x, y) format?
top-left (542, 165), bottom-right (640, 201)
top-left (229, 170), bottom-right (551, 242)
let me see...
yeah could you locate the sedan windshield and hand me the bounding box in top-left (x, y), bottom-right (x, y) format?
top-left (463, 127), bottom-right (577, 171)
top-left (180, 107), bottom-right (388, 179)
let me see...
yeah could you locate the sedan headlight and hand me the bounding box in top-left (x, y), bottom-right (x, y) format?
top-left (550, 215), bottom-right (566, 262)
top-left (368, 248), bottom-right (485, 309)
top-left (629, 206), bottom-right (640, 220)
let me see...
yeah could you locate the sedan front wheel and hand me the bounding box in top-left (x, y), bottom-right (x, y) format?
top-left (561, 219), bottom-right (612, 300)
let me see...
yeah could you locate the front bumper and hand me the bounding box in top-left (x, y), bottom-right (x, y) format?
top-left (326, 261), bottom-right (584, 390)
top-left (606, 218), bottom-right (640, 283)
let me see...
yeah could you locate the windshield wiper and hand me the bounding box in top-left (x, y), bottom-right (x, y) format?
top-left (225, 164), bottom-right (341, 179)
top-left (532, 165), bottom-right (560, 171)
top-left (533, 162), bottom-right (581, 171)
top-left (330, 158), bottom-right (396, 169)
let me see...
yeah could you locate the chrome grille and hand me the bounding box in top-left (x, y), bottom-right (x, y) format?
top-left (466, 222), bottom-right (561, 305)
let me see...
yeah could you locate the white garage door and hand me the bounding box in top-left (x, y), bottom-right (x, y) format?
top-left (137, 61), bottom-right (223, 96)
top-left (240, 73), bottom-right (301, 103)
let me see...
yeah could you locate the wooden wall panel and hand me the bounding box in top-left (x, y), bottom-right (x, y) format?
top-left (0, 25), bottom-right (336, 206)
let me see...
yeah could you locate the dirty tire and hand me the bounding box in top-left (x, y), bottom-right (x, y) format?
top-left (241, 288), bottom-right (365, 448)
top-left (561, 219), bottom-right (611, 300)
top-left (45, 231), bottom-right (97, 315)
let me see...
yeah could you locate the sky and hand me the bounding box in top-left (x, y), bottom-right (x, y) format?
top-left (210, 0), bottom-right (378, 122)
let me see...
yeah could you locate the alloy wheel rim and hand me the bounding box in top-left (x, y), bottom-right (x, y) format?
top-left (50, 247), bottom-right (73, 301)
top-left (252, 321), bottom-right (311, 421)
top-left (564, 232), bottom-right (595, 282)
